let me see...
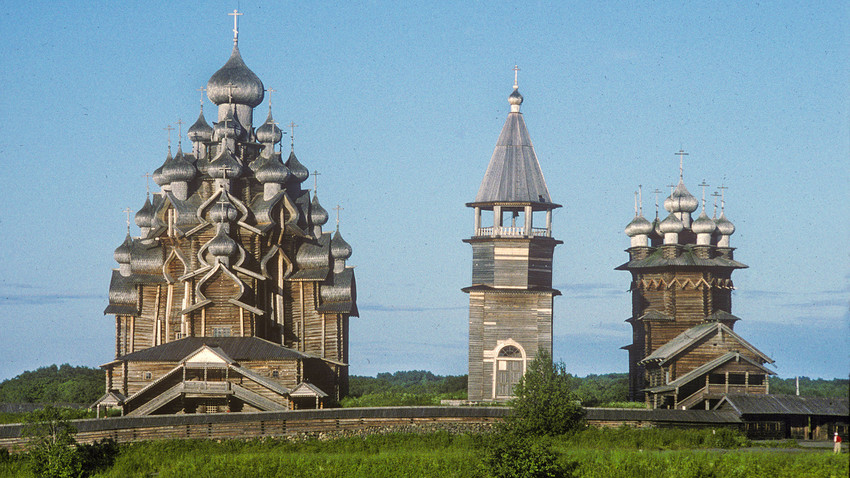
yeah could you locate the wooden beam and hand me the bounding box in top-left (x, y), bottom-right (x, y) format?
top-left (165, 284), bottom-right (173, 343)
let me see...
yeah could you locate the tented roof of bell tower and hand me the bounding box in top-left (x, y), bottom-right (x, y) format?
top-left (472, 91), bottom-right (556, 207)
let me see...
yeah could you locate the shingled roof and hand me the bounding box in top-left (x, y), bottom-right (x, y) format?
top-left (717, 394), bottom-right (849, 416)
top-left (116, 337), bottom-right (310, 362)
top-left (472, 101), bottom-right (554, 205)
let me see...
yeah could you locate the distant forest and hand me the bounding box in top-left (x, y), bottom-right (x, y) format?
top-left (0, 365), bottom-right (846, 406)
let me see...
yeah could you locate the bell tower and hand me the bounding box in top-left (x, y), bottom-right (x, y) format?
top-left (463, 69), bottom-right (562, 401)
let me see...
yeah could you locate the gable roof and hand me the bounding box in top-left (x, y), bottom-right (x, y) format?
top-left (645, 351), bottom-right (776, 393)
top-left (716, 394), bottom-right (849, 417)
top-left (290, 382), bottom-right (328, 398)
top-left (640, 322), bottom-right (773, 366)
top-left (117, 336), bottom-right (309, 362)
top-left (472, 110), bottom-right (555, 205)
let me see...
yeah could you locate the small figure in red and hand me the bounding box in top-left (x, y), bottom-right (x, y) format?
top-left (835, 431), bottom-right (843, 454)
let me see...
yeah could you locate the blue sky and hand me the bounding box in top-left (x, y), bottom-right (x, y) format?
top-left (0, 1), bottom-right (847, 381)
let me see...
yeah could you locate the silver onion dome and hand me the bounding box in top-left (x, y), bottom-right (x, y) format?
top-left (255, 156), bottom-right (289, 184)
top-left (153, 149), bottom-right (172, 186)
top-left (208, 227), bottom-right (238, 258)
top-left (658, 212), bottom-right (684, 234)
top-left (207, 45), bottom-right (265, 107)
top-left (187, 109), bottom-right (213, 143)
top-left (311, 194), bottom-right (329, 226)
top-left (625, 214), bottom-right (653, 237)
top-left (664, 180), bottom-right (699, 214)
top-left (134, 197), bottom-right (154, 229)
top-left (331, 229), bottom-right (352, 260)
top-left (113, 234), bottom-right (133, 264)
top-left (715, 212), bottom-right (735, 236)
top-left (692, 211), bottom-right (717, 235)
top-left (207, 148), bottom-right (244, 180)
top-left (161, 145), bottom-right (196, 183)
top-left (256, 110), bottom-right (282, 144)
top-left (285, 151), bottom-right (309, 184)
top-left (209, 196), bottom-right (239, 224)
top-left (508, 88), bottom-right (523, 106)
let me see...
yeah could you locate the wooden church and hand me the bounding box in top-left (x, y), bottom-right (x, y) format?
top-left (464, 71), bottom-right (561, 401)
top-left (94, 14), bottom-right (357, 416)
top-left (618, 160), bottom-right (773, 409)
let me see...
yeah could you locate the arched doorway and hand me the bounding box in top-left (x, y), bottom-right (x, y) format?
top-left (494, 343), bottom-right (526, 399)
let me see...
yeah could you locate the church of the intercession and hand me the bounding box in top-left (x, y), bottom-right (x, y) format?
top-left (95, 16), bottom-right (357, 416)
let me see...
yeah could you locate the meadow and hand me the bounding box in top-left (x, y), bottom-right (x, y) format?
top-left (1, 427), bottom-right (846, 478)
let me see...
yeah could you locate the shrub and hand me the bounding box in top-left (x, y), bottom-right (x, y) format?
top-left (481, 434), bottom-right (576, 478)
top-left (22, 406), bottom-right (81, 478)
top-left (504, 350), bottom-right (585, 437)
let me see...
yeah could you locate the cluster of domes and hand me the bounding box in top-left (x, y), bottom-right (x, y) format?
top-left (625, 177), bottom-right (736, 248)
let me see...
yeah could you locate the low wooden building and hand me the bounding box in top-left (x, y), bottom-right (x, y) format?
top-left (715, 394), bottom-right (849, 441)
top-left (94, 16), bottom-right (356, 416)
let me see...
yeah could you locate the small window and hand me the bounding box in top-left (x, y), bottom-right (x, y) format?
top-left (498, 345), bottom-right (522, 358)
top-left (271, 370), bottom-right (279, 378)
top-left (144, 372), bottom-right (152, 380)
top-left (213, 327), bottom-right (232, 337)
top-left (729, 373), bottom-right (746, 385)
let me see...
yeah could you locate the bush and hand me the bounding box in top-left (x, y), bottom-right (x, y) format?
top-left (504, 350), bottom-right (585, 437)
top-left (22, 406), bottom-right (81, 478)
top-left (481, 434), bottom-right (576, 478)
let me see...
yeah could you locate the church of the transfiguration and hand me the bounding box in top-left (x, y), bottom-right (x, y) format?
top-left (464, 72), bottom-right (561, 401)
top-left (95, 13), bottom-right (357, 415)
top-left (618, 159), bottom-right (773, 409)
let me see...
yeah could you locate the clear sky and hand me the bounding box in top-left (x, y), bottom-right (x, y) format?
top-left (0, 1), bottom-right (847, 382)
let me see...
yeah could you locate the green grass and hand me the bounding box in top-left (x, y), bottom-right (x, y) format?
top-left (1, 428), bottom-right (846, 478)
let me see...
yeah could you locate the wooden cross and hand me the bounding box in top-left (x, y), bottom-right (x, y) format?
top-left (164, 124), bottom-right (174, 148)
top-left (142, 172), bottom-right (153, 194)
top-left (333, 204), bottom-right (343, 229)
top-left (653, 189), bottom-right (662, 218)
top-left (667, 183), bottom-right (676, 195)
top-left (229, 9), bottom-right (243, 44)
top-left (122, 207), bottom-right (132, 232)
top-left (675, 149), bottom-right (689, 179)
top-left (266, 88), bottom-right (277, 108)
top-left (638, 184), bottom-right (643, 215)
top-left (288, 121), bottom-right (298, 151)
top-left (225, 82), bottom-right (237, 103)
top-left (513, 65), bottom-right (520, 88)
top-left (711, 191), bottom-right (722, 217)
top-left (219, 165), bottom-right (234, 180)
top-left (312, 170), bottom-right (321, 193)
top-left (717, 184), bottom-right (728, 212)
top-left (698, 180), bottom-right (710, 210)
top-left (197, 86), bottom-right (206, 106)
top-left (633, 191), bottom-right (639, 216)
top-left (175, 118), bottom-right (184, 143)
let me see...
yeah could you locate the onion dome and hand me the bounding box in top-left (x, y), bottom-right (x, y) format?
top-left (153, 149), bottom-right (173, 186)
top-left (256, 110), bottom-right (282, 144)
top-left (715, 212), bottom-right (735, 236)
top-left (113, 234), bottom-right (133, 264)
top-left (625, 214), bottom-right (653, 237)
top-left (161, 145), bottom-right (196, 183)
top-left (207, 45), bottom-right (265, 107)
top-left (311, 194), bottom-right (329, 226)
top-left (255, 156), bottom-right (290, 184)
top-left (658, 212), bottom-right (684, 234)
top-left (209, 196), bottom-right (239, 224)
top-left (508, 88), bottom-right (523, 106)
top-left (664, 180), bottom-right (699, 214)
top-left (692, 211), bottom-right (717, 235)
top-left (213, 108), bottom-right (245, 140)
top-left (187, 108), bottom-right (213, 143)
top-left (207, 148), bottom-right (244, 180)
top-left (331, 229), bottom-right (352, 260)
top-left (208, 227), bottom-right (238, 258)
top-left (285, 151), bottom-right (309, 184)
top-left (134, 196), bottom-right (154, 229)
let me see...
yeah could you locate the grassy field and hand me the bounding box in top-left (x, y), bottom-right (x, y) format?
top-left (1, 428), bottom-right (845, 478)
